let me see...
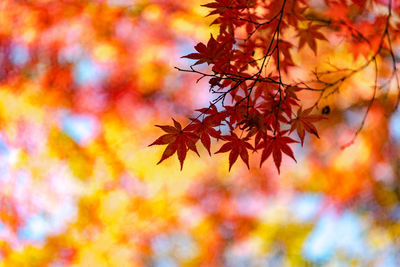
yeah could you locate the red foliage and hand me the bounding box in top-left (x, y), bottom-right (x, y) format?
top-left (149, 119), bottom-right (199, 170)
top-left (152, 0), bottom-right (400, 173)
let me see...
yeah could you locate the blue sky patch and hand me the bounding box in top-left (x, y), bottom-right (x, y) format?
top-left (62, 113), bottom-right (98, 144)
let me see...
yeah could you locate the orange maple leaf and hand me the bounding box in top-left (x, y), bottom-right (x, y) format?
top-left (297, 24), bottom-right (327, 54)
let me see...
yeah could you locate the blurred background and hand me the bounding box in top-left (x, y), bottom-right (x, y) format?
top-left (0, 0), bottom-right (399, 266)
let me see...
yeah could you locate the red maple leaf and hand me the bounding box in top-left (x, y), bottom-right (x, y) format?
top-left (182, 34), bottom-right (224, 66)
top-left (186, 116), bottom-right (221, 155)
top-left (149, 119), bottom-right (199, 170)
top-left (257, 133), bottom-right (298, 173)
top-left (202, 0), bottom-right (249, 33)
top-left (290, 107), bottom-right (326, 146)
top-left (215, 133), bottom-right (254, 171)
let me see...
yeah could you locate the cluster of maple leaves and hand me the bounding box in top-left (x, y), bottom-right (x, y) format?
top-left (151, 0), bottom-right (399, 172)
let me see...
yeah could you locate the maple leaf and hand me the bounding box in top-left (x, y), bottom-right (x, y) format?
top-left (285, 86), bottom-right (302, 101)
top-left (297, 24), bottom-right (327, 54)
top-left (182, 34), bottom-right (224, 66)
top-left (185, 116), bottom-right (221, 156)
top-left (215, 133), bottom-right (254, 171)
top-left (257, 93), bottom-right (292, 132)
top-left (274, 40), bottom-right (296, 73)
top-left (202, 0), bottom-right (248, 33)
top-left (257, 133), bottom-right (298, 173)
top-left (195, 103), bottom-right (224, 122)
top-left (290, 107), bottom-right (326, 146)
top-left (325, 2), bottom-right (349, 22)
top-left (149, 119), bottom-right (199, 170)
